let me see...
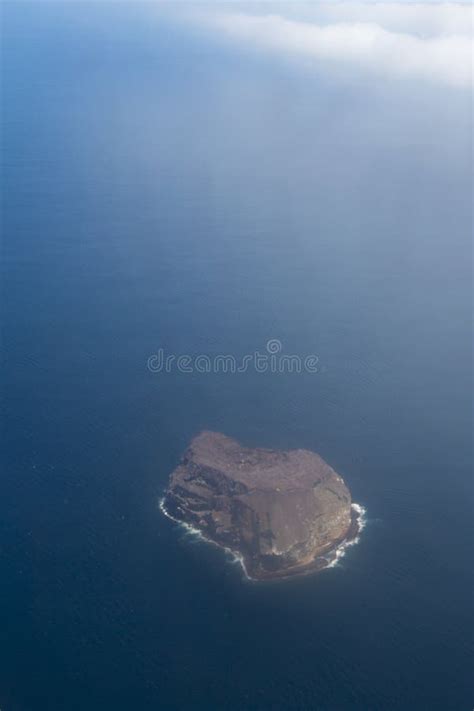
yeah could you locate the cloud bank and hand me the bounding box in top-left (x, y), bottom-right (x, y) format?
top-left (192, 3), bottom-right (473, 88)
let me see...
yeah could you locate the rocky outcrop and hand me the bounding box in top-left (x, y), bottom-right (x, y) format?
top-left (162, 431), bottom-right (358, 580)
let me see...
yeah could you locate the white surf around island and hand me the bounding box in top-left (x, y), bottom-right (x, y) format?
top-left (323, 502), bottom-right (367, 569)
top-left (159, 497), bottom-right (252, 578)
top-left (159, 497), bottom-right (367, 581)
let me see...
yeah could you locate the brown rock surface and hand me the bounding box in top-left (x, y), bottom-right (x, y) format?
top-left (163, 431), bottom-right (356, 579)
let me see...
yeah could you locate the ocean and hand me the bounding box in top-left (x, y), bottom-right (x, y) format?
top-left (1, 4), bottom-right (472, 710)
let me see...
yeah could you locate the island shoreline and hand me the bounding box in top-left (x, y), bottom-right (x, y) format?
top-left (159, 497), bottom-right (366, 582)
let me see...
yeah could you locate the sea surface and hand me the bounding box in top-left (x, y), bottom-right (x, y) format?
top-left (1, 4), bottom-right (472, 710)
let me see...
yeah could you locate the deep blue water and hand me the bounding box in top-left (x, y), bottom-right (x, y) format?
top-left (1, 4), bottom-right (472, 710)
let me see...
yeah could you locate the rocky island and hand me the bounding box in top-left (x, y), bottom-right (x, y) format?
top-left (161, 431), bottom-right (362, 580)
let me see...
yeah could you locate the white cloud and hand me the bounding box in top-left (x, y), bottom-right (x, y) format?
top-left (192, 4), bottom-right (473, 88)
top-left (274, 2), bottom-right (473, 38)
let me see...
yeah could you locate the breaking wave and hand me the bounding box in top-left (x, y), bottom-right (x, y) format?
top-left (159, 498), bottom-right (251, 578)
top-left (323, 503), bottom-right (368, 569)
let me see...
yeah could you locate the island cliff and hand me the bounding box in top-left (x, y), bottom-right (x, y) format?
top-left (162, 431), bottom-right (360, 580)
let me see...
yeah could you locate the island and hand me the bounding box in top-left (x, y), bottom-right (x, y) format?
top-left (161, 431), bottom-right (362, 580)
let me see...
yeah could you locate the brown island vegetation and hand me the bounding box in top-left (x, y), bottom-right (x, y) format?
top-left (162, 431), bottom-right (361, 580)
